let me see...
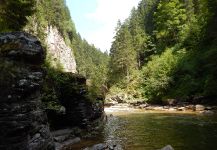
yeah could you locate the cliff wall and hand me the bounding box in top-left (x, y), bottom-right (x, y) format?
top-left (46, 26), bottom-right (76, 73)
top-left (0, 32), bottom-right (54, 150)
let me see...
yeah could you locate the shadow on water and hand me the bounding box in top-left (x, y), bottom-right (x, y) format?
top-left (68, 112), bottom-right (217, 150)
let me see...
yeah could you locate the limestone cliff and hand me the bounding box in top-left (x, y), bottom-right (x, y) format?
top-left (46, 26), bottom-right (77, 73)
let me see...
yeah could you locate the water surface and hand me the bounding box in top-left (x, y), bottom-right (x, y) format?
top-left (68, 112), bottom-right (217, 150)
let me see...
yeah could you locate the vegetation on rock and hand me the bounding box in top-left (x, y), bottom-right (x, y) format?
top-left (1, 0), bottom-right (217, 106)
top-left (0, 0), bottom-right (109, 106)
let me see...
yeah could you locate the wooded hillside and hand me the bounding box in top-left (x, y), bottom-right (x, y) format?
top-left (108, 0), bottom-right (217, 104)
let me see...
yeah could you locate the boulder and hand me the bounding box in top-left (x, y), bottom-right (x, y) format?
top-left (91, 143), bottom-right (107, 150)
top-left (51, 128), bottom-right (73, 137)
top-left (139, 104), bottom-right (148, 109)
top-left (205, 106), bottom-right (212, 110)
top-left (84, 143), bottom-right (123, 150)
top-left (177, 107), bottom-right (186, 111)
top-left (195, 104), bottom-right (205, 111)
top-left (54, 135), bottom-right (69, 142)
top-left (55, 137), bottom-right (81, 150)
top-left (202, 110), bottom-right (214, 115)
top-left (168, 108), bottom-right (176, 111)
top-left (185, 105), bottom-right (195, 110)
top-left (160, 145), bottom-right (174, 150)
top-left (0, 32), bottom-right (54, 150)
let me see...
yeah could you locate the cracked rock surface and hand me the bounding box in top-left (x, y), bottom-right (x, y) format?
top-left (0, 32), bottom-right (54, 150)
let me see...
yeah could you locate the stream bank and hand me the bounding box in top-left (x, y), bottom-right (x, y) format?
top-left (62, 103), bottom-right (217, 150)
top-left (105, 103), bottom-right (217, 115)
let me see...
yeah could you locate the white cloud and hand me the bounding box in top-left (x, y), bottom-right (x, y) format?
top-left (84, 0), bottom-right (140, 52)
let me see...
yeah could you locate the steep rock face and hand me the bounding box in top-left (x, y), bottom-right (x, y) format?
top-left (46, 26), bottom-right (76, 73)
top-left (0, 32), bottom-right (54, 150)
top-left (46, 72), bottom-right (104, 129)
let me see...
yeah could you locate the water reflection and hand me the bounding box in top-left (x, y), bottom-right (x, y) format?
top-left (103, 113), bottom-right (217, 150)
top-left (68, 112), bottom-right (217, 150)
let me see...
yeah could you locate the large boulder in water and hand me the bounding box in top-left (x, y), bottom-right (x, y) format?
top-left (0, 32), bottom-right (54, 150)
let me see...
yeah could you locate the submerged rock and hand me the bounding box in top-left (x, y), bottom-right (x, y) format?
top-left (0, 32), bottom-right (54, 150)
top-left (55, 137), bottom-right (81, 150)
top-left (160, 145), bottom-right (174, 150)
top-left (84, 143), bottom-right (123, 150)
top-left (89, 143), bottom-right (107, 150)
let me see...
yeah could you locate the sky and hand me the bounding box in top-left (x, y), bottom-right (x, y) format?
top-left (66, 0), bottom-right (140, 52)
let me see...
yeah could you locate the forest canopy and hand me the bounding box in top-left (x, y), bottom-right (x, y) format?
top-left (108, 0), bottom-right (217, 104)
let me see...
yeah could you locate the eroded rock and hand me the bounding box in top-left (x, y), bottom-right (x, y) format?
top-left (46, 26), bottom-right (76, 73)
top-left (0, 32), bottom-right (54, 150)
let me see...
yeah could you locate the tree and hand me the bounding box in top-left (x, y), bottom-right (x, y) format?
top-left (129, 7), bottom-right (146, 68)
top-left (0, 0), bottom-right (35, 31)
top-left (141, 48), bottom-right (181, 102)
top-left (109, 21), bottom-right (137, 86)
top-left (154, 0), bottom-right (187, 46)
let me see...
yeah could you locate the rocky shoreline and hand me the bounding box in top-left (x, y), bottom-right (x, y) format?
top-left (105, 103), bottom-right (217, 114)
top-left (58, 103), bottom-right (217, 150)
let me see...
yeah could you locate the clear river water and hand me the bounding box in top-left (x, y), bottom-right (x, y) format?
top-left (68, 111), bottom-right (217, 150)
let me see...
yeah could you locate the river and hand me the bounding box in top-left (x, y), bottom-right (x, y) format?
top-left (68, 110), bottom-right (217, 150)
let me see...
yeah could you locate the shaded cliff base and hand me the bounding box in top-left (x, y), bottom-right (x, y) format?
top-left (0, 32), bottom-right (104, 150)
top-left (0, 32), bottom-right (54, 150)
top-left (52, 117), bottom-right (105, 150)
top-left (42, 67), bottom-right (104, 128)
top-left (42, 70), bottom-right (105, 149)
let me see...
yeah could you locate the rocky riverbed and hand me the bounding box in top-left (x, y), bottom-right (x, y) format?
top-left (105, 103), bottom-right (217, 115)
top-left (67, 104), bottom-right (217, 150)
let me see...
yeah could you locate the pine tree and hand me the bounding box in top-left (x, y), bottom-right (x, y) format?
top-left (109, 21), bottom-right (137, 86)
top-left (154, 0), bottom-right (187, 46)
top-left (129, 7), bottom-right (146, 68)
top-left (0, 0), bottom-right (35, 31)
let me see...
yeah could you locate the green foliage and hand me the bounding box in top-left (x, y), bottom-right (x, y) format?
top-left (109, 21), bottom-right (137, 86)
top-left (2, 0), bottom-right (216, 104)
top-left (24, 0), bottom-right (76, 45)
top-left (8, 0), bottom-right (110, 106)
top-left (73, 38), bottom-right (109, 99)
top-left (42, 63), bottom-right (93, 110)
top-left (41, 81), bottom-right (61, 110)
top-left (107, 0), bottom-right (159, 102)
top-left (154, 0), bottom-right (187, 46)
top-left (141, 48), bottom-right (182, 102)
top-left (136, 0), bottom-right (159, 34)
top-left (0, 0), bottom-right (35, 32)
top-left (108, 0), bottom-right (217, 104)
top-left (25, 0), bottom-right (109, 101)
